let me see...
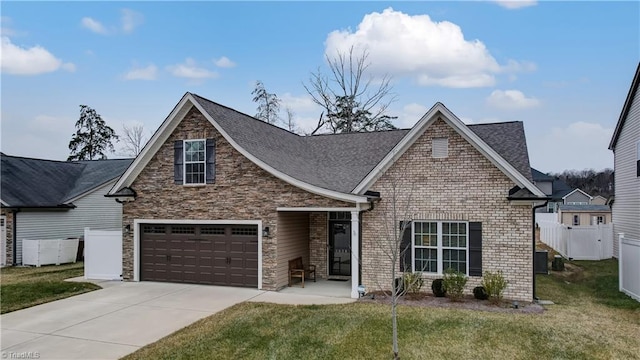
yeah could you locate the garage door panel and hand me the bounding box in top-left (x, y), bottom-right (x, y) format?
top-left (140, 224), bottom-right (258, 287)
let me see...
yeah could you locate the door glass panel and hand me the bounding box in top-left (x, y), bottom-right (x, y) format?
top-left (329, 222), bottom-right (351, 276)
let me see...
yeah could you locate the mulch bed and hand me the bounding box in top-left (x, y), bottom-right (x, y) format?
top-left (358, 291), bottom-right (545, 314)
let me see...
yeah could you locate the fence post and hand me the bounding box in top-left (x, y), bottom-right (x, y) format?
top-left (619, 233), bottom-right (624, 292)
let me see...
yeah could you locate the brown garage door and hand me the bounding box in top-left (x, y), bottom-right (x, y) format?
top-left (140, 224), bottom-right (258, 287)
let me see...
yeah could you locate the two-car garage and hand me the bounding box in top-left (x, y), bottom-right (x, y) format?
top-left (139, 223), bottom-right (258, 287)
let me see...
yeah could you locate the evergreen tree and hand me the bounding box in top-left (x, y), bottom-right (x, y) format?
top-left (68, 105), bottom-right (118, 161)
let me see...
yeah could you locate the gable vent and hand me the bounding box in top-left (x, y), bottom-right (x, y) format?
top-left (432, 137), bottom-right (449, 158)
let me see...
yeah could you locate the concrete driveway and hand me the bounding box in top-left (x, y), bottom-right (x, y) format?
top-left (1, 280), bottom-right (354, 360)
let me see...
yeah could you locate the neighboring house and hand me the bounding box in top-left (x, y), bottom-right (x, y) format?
top-left (609, 62), bottom-right (640, 257)
top-left (0, 154), bottom-right (133, 265)
top-left (557, 204), bottom-right (612, 226)
top-left (107, 92), bottom-right (546, 301)
top-left (590, 195), bottom-right (608, 205)
top-left (531, 168), bottom-right (590, 213)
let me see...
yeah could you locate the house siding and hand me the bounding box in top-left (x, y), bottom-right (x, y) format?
top-left (1, 210), bottom-right (14, 265)
top-left (560, 211), bottom-right (612, 226)
top-left (613, 83), bottom-right (640, 256)
top-left (276, 212), bottom-right (310, 288)
top-left (361, 118), bottom-right (533, 302)
top-left (122, 107), bottom-right (352, 290)
top-left (564, 191), bottom-right (591, 204)
top-left (13, 181), bottom-right (122, 264)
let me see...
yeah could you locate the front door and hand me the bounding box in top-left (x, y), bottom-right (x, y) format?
top-left (329, 221), bottom-right (351, 276)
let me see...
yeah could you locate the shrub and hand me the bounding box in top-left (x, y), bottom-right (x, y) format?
top-left (431, 279), bottom-right (446, 297)
top-left (482, 270), bottom-right (508, 304)
top-left (473, 286), bottom-right (489, 300)
top-left (443, 268), bottom-right (467, 301)
top-left (393, 277), bottom-right (405, 296)
top-left (403, 272), bottom-right (424, 294)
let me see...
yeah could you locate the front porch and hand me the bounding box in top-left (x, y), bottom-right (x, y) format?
top-left (280, 278), bottom-right (352, 298)
top-left (275, 208), bottom-right (363, 298)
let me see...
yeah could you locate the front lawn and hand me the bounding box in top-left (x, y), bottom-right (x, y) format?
top-left (124, 259), bottom-right (639, 360)
top-left (1, 262), bottom-right (101, 314)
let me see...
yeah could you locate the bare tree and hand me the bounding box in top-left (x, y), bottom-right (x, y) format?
top-left (304, 46), bottom-right (397, 134)
top-left (284, 107), bottom-right (299, 134)
top-left (251, 80), bottom-right (281, 125)
top-left (120, 124), bottom-right (148, 157)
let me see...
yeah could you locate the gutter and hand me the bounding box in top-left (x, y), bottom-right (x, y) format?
top-left (532, 200), bottom-right (549, 301)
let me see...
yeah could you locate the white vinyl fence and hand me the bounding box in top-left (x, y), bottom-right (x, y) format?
top-left (535, 213), bottom-right (558, 226)
top-left (538, 221), bottom-right (613, 260)
top-left (84, 228), bottom-right (122, 280)
top-left (22, 238), bottom-right (79, 267)
top-left (619, 234), bottom-right (640, 302)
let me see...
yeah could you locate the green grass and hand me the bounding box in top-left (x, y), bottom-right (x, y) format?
top-left (124, 259), bottom-right (640, 360)
top-left (1, 262), bottom-right (100, 313)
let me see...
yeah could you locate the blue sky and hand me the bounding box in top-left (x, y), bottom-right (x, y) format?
top-left (1, 1), bottom-right (638, 173)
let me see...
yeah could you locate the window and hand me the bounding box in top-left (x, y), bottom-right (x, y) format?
top-left (573, 215), bottom-right (580, 226)
top-left (432, 138), bottom-right (449, 158)
top-left (184, 140), bottom-right (206, 184)
top-left (413, 221), bottom-right (468, 274)
top-left (596, 216), bottom-right (605, 224)
top-left (547, 202), bottom-right (555, 213)
top-left (329, 212), bottom-right (351, 220)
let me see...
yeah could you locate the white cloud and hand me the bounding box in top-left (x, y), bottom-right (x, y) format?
top-left (397, 103), bottom-right (428, 128)
top-left (530, 122), bottom-right (613, 172)
top-left (492, 1), bottom-right (538, 9)
top-left (214, 56), bottom-right (236, 68)
top-left (123, 64), bottom-right (157, 80)
top-left (279, 93), bottom-right (322, 133)
top-left (81, 17), bottom-right (107, 34)
top-left (0, 36), bottom-right (75, 75)
top-left (121, 9), bottom-right (143, 33)
top-left (486, 89), bottom-right (540, 110)
top-left (167, 58), bottom-right (218, 80)
top-left (324, 8), bottom-right (534, 88)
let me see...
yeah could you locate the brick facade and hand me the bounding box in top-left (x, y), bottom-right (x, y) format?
top-left (361, 118), bottom-right (533, 301)
top-left (122, 107), bottom-right (352, 290)
top-left (1, 209), bottom-right (13, 265)
top-left (309, 212), bottom-right (328, 278)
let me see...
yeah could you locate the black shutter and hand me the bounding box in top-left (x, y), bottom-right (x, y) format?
top-left (399, 221), bottom-right (412, 272)
top-left (468, 222), bottom-right (482, 277)
top-left (174, 140), bottom-right (183, 185)
top-left (206, 138), bottom-right (216, 184)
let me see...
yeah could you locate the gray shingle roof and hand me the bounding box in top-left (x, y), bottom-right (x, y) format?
top-left (1, 154), bottom-right (132, 207)
top-left (191, 93), bottom-right (534, 193)
top-left (558, 204), bottom-right (611, 212)
top-left (531, 168), bottom-right (554, 182)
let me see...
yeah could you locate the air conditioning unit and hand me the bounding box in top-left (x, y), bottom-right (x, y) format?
top-left (534, 250), bottom-right (548, 274)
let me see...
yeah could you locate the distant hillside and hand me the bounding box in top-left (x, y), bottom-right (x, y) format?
top-left (549, 169), bottom-right (614, 198)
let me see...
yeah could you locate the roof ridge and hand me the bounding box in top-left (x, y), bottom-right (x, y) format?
top-left (1, 153), bottom-right (84, 165)
top-left (308, 128), bottom-right (410, 137)
top-left (189, 92), bottom-right (303, 137)
top-left (468, 120), bottom-right (522, 126)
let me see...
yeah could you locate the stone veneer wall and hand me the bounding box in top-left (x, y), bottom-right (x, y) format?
top-left (122, 107), bottom-right (352, 290)
top-left (1, 209), bottom-right (14, 265)
top-left (361, 118), bottom-right (533, 302)
top-left (309, 212), bottom-right (328, 278)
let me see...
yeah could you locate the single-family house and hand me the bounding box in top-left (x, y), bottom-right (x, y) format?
top-left (557, 204), bottom-right (612, 227)
top-left (107, 93), bottom-right (547, 301)
top-left (531, 168), bottom-right (590, 213)
top-left (609, 62), bottom-right (640, 257)
top-left (590, 195), bottom-right (608, 205)
top-left (1, 154), bottom-right (133, 266)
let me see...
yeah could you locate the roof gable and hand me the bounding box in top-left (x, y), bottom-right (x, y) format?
top-left (352, 102), bottom-right (544, 197)
top-left (562, 188), bottom-right (593, 201)
top-left (609, 62), bottom-right (640, 150)
top-left (111, 93), bottom-right (544, 202)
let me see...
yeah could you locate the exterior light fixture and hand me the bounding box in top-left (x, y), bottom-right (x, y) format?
top-left (263, 226), bottom-right (270, 237)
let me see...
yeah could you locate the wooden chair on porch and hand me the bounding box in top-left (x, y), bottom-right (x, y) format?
top-left (288, 257), bottom-right (316, 288)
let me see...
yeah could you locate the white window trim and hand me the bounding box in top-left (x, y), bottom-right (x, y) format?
top-left (412, 221), bottom-right (469, 275)
top-left (184, 139), bottom-right (206, 185)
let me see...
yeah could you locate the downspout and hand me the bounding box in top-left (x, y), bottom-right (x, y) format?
top-left (12, 208), bottom-right (19, 266)
top-left (532, 201), bottom-right (549, 302)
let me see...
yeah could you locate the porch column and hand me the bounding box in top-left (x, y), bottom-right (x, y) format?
top-left (350, 210), bottom-right (360, 299)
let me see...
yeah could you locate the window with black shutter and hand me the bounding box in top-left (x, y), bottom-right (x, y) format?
top-left (174, 138), bottom-right (215, 185)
